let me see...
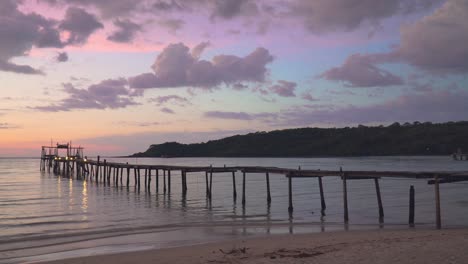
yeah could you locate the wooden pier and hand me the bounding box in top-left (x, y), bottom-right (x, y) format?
top-left (40, 150), bottom-right (468, 230)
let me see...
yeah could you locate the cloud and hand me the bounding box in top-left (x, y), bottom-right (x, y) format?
top-left (33, 78), bottom-right (140, 111)
top-left (319, 54), bottom-right (404, 87)
top-left (395, 0), bottom-right (468, 72)
top-left (0, 123), bottom-right (19, 129)
top-left (148, 95), bottom-right (189, 106)
top-left (128, 43), bottom-right (274, 89)
top-left (59, 7), bottom-right (103, 45)
top-left (56, 52), bottom-right (69, 62)
top-left (269, 80), bottom-right (297, 97)
top-left (210, 0), bottom-right (259, 20)
top-left (288, 0), bottom-right (442, 33)
top-left (301, 92), bottom-right (318, 101)
top-left (43, 0), bottom-right (140, 18)
top-left (278, 90), bottom-right (468, 126)
top-left (161, 107), bottom-right (175, 114)
top-left (0, 0), bottom-right (62, 74)
top-left (191, 41), bottom-right (210, 59)
top-left (157, 18), bottom-right (185, 33)
top-left (107, 19), bottom-right (142, 43)
top-left (204, 111), bottom-right (253, 120)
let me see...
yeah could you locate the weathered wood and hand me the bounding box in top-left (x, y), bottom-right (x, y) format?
top-left (342, 169), bottom-right (349, 223)
top-left (156, 169), bottom-right (159, 192)
top-left (318, 177), bottom-right (326, 211)
top-left (168, 170), bottom-right (171, 193)
top-left (126, 167), bottom-right (130, 187)
top-left (205, 171), bottom-right (209, 196)
top-left (435, 175), bottom-right (441, 229)
top-left (163, 170), bottom-right (166, 193)
top-left (409, 185), bottom-right (415, 225)
top-left (148, 169), bottom-right (151, 191)
top-left (266, 172), bottom-right (271, 204)
top-left (288, 174), bottom-right (293, 213)
top-left (232, 171), bottom-right (237, 201)
top-left (209, 170), bottom-right (213, 199)
top-left (137, 169), bottom-right (141, 190)
top-left (242, 172), bottom-right (246, 206)
top-left (374, 178), bottom-right (384, 219)
top-left (144, 169), bottom-right (148, 188)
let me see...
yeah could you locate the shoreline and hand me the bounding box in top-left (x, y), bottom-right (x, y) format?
top-left (36, 228), bottom-right (468, 264)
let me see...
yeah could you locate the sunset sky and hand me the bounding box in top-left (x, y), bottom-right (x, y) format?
top-left (1, 0), bottom-right (468, 156)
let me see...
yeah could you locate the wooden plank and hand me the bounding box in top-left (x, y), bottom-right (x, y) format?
top-left (266, 172), bottom-right (271, 204)
top-left (374, 178), bottom-right (384, 219)
top-left (318, 177), bottom-right (326, 211)
top-left (342, 170), bottom-right (349, 223)
top-left (409, 185), bottom-right (415, 226)
top-left (232, 171), bottom-right (237, 201)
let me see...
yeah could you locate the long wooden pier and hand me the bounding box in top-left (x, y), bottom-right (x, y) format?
top-left (41, 154), bottom-right (468, 230)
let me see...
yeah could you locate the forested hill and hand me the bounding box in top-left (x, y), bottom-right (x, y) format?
top-left (131, 122), bottom-right (468, 157)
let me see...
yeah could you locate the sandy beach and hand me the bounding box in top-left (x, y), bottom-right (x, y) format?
top-left (41, 228), bottom-right (468, 264)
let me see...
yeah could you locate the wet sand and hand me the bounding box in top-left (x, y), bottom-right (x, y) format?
top-left (42, 228), bottom-right (468, 264)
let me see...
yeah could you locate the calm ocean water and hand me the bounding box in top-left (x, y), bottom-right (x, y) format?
top-left (1, 156), bottom-right (468, 263)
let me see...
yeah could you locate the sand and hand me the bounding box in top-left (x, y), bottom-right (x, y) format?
top-left (42, 228), bottom-right (468, 264)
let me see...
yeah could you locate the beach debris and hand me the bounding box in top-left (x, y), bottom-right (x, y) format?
top-left (264, 248), bottom-right (323, 259)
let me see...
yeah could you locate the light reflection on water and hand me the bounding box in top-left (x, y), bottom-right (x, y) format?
top-left (1, 156), bottom-right (468, 262)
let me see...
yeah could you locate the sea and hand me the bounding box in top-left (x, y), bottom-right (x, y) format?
top-left (1, 156), bottom-right (468, 263)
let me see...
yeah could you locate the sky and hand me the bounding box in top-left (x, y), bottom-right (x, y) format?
top-left (1, 0), bottom-right (468, 156)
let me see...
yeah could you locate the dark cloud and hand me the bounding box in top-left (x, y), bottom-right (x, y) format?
top-left (288, 0), bottom-right (442, 33)
top-left (107, 19), bottom-right (142, 43)
top-left (56, 52), bottom-right (69, 62)
top-left (161, 107), bottom-right (175, 114)
top-left (210, 0), bottom-right (258, 20)
top-left (33, 78), bottom-right (140, 112)
top-left (44, 0), bottom-right (139, 18)
top-left (319, 54), bottom-right (404, 87)
top-left (128, 43), bottom-right (273, 89)
top-left (269, 80), bottom-right (297, 97)
top-left (148, 95), bottom-right (189, 106)
top-left (59, 7), bottom-right (103, 45)
top-left (157, 18), bottom-right (185, 33)
top-left (0, 0), bottom-right (62, 74)
top-left (0, 61), bottom-right (44, 75)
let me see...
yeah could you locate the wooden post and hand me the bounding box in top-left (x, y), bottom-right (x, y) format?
top-left (266, 172), bottom-right (271, 204)
top-left (205, 171), bottom-right (209, 196)
top-left (209, 169), bottom-right (213, 200)
top-left (148, 169), bottom-right (151, 191)
top-left (242, 171), bottom-right (246, 206)
top-left (168, 170), bottom-right (171, 193)
top-left (288, 173), bottom-right (293, 213)
top-left (156, 169), bottom-right (159, 192)
top-left (120, 167), bottom-right (123, 185)
top-left (103, 160), bottom-right (107, 184)
top-left (341, 168), bottom-right (349, 223)
top-left (163, 170), bottom-right (166, 193)
top-left (374, 178), bottom-right (384, 219)
top-left (137, 169), bottom-right (141, 190)
top-left (434, 175), bottom-right (441, 229)
top-left (181, 170), bottom-right (185, 194)
top-left (232, 171), bottom-right (237, 201)
top-left (144, 169), bottom-right (148, 189)
top-left (126, 167), bottom-right (130, 187)
top-left (409, 185), bottom-right (415, 225)
top-left (134, 168), bottom-right (137, 187)
top-left (183, 171), bottom-right (187, 194)
top-left (318, 177), bottom-right (326, 211)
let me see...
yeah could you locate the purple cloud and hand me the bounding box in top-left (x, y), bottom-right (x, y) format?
top-left (44, 0), bottom-right (139, 18)
top-left (107, 19), bottom-right (142, 43)
top-left (161, 107), bottom-right (175, 114)
top-left (158, 18), bottom-right (185, 33)
top-left (204, 111), bottom-right (253, 120)
top-left (148, 95), bottom-right (189, 106)
top-left (319, 54), bottom-right (404, 87)
top-left (269, 80), bottom-right (297, 97)
top-left (56, 52), bottom-right (69, 62)
top-left (128, 43), bottom-right (274, 89)
top-left (288, 0), bottom-right (442, 33)
top-left (301, 92), bottom-right (318, 101)
top-left (59, 7), bottom-right (103, 45)
top-left (33, 78), bottom-right (140, 111)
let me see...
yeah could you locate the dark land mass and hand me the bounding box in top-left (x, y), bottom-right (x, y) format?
top-left (131, 121), bottom-right (468, 157)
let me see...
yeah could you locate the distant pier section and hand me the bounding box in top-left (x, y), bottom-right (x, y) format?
top-left (453, 148), bottom-right (468, 161)
top-left (40, 142), bottom-right (85, 174)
